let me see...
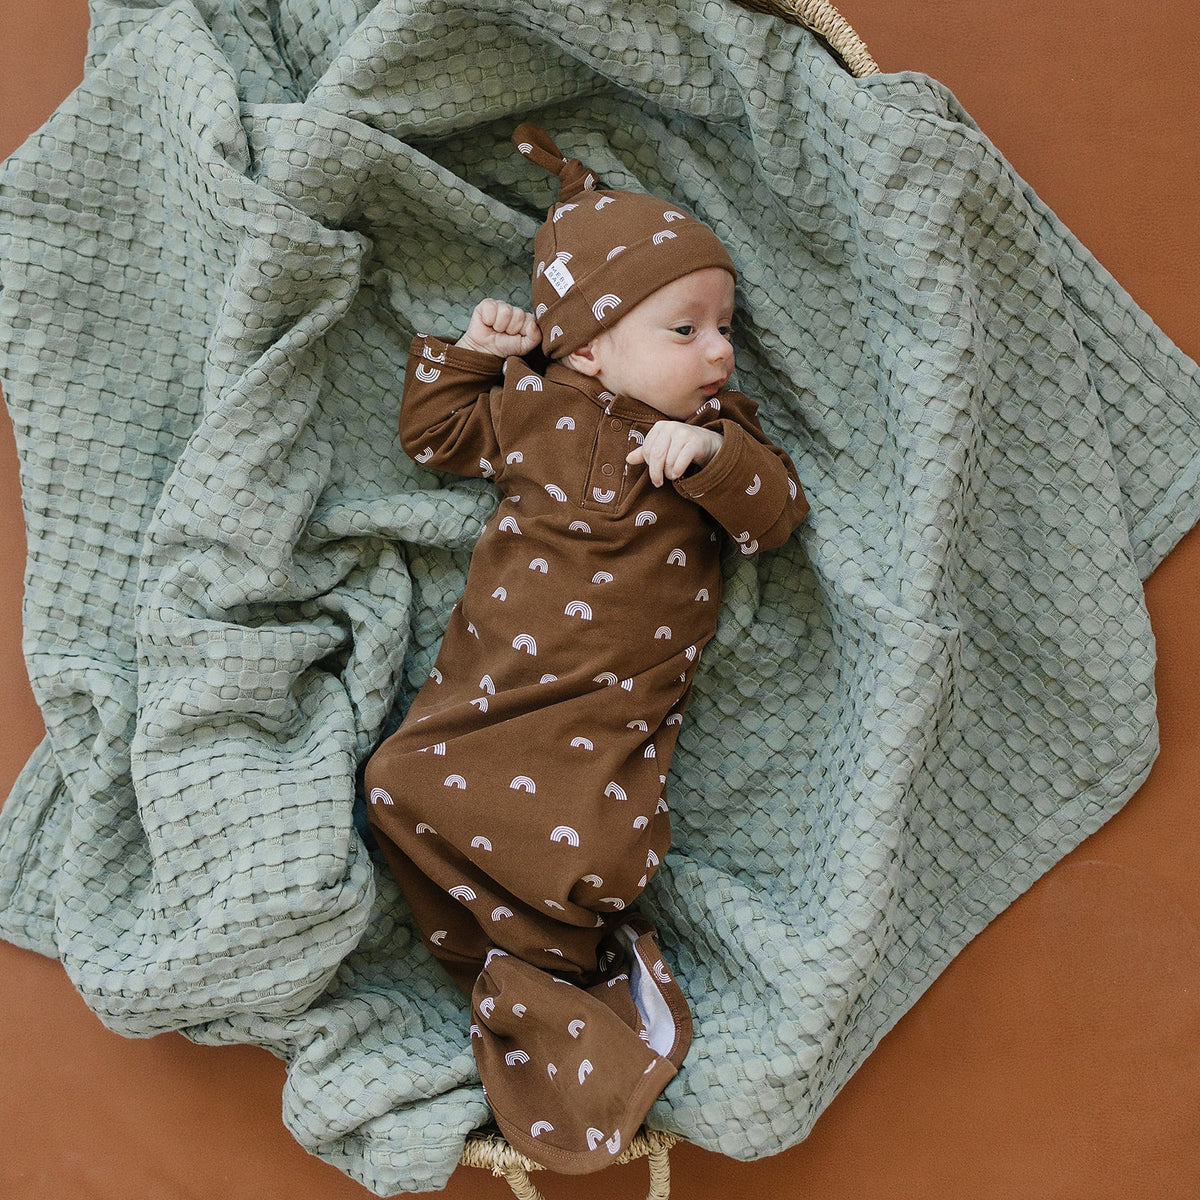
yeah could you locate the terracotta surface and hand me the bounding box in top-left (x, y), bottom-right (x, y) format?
top-left (2, 3), bottom-right (1198, 1197)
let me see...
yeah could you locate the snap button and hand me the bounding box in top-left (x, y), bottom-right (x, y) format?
top-left (601, 463), bottom-right (615, 477)
top-left (610, 418), bottom-right (624, 431)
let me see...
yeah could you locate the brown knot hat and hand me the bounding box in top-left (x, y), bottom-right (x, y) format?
top-left (513, 123), bottom-right (737, 359)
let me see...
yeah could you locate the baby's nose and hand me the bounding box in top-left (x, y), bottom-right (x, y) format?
top-left (706, 334), bottom-right (734, 364)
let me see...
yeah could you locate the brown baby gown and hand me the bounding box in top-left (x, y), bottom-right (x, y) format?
top-left (364, 333), bottom-right (808, 1172)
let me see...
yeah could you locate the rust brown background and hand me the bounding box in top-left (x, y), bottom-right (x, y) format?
top-left (2, 3), bottom-right (1198, 1197)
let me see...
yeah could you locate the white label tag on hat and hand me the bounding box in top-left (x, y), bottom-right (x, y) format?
top-left (544, 258), bottom-right (576, 298)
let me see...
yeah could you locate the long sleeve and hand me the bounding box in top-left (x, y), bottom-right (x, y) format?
top-left (398, 334), bottom-right (507, 479)
top-left (673, 389), bottom-right (809, 553)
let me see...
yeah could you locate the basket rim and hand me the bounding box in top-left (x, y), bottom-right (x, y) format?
top-left (734, 0), bottom-right (881, 77)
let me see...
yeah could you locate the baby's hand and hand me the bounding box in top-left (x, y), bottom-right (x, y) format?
top-left (456, 299), bottom-right (541, 358)
top-left (626, 420), bottom-right (723, 487)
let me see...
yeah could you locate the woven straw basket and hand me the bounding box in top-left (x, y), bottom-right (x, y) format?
top-left (459, 4), bottom-right (877, 1197)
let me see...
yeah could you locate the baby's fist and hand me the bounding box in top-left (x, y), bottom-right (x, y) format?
top-left (457, 299), bottom-right (541, 358)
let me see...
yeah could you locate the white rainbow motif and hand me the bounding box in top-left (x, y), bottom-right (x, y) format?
top-left (547, 1064), bottom-right (557, 1079)
top-left (531, 1122), bottom-right (554, 1138)
top-left (663, 210), bottom-right (686, 222)
top-left (505, 1050), bottom-right (530, 1066)
top-left (549, 325), bottom-right (563, 342)
top-left (647, 850), bottom-right (660, 868)
top-left (529, 557), bottom-right (548, 573)
top-left (595, 196), bottom-right (616, 210)
top-left (644, 744), bottom-right (657, 758)
top-left (430, 668), bottom-right (443, 683)
top-left (517, 141), bottom-right (534, 154)
top-left (666, 712), bottom-right (683, 725)
top-left (416, 822), bottom-right (437, 835)
top-left (594, 672), bottom-right (618, 686)
top-left (485, 948), bottom-right (508, 965)
top-left (568, 1019), bottom-right (586, 1038)
top-left (627, 429), bottom-right (644, 445)
top-left (657, 797), bottom-right (670, 813)
top-left (512, 1003), bottom-right (526, 1017)
top-left (570, 737), bottom-right (594, 750)
top-left (449, 885), bottom-right (475, 903)
top-left (535, 302), bottom-right (548, 318)
top-left (543, 899), bottom-right (565, 910)
top-left (414, 363), bottom-right (441, 383)
top-left (492, 586), bottom-right (507, 600)
top-left (582, 874), bottom-right (603, 887)
top-left (745, 473), bottom-right (762, 495)
top-left (604, 782), bottom-right (627, 801)
top-left (430, 930), bottom-right (447, 945)
top-left (569, 520), bottom-right (592, 533)
top-left (480, 674), bottom-right (495, 694)
top-left (582, 173), bottom-right (595, 190)
top-left (552, 203), bottom-right (578, 222)
top-left (510, 775), bottom-right (537, 793)
top-left (591, 571), bottom-right (613, 583)
top-left (539, 673), bottom-right (557, 683)
top-left (667, 548), bottom-right (687, 565)
top-left (695, 588), bottom-right (709, 601)
top-left (491, 905), bottom-right (513, 921)
top-left (592, 294), bottom-right (622, 320)
top-left (652, 229), bottom-right (677, 245)
top-left (592, 487), bottom-right (616, 503)
top-left (550, 825), bottom-right (580, 846)
top-left (471, 836), bottom-right (492, 851)
top-left (654, 625), bottom-right (672, 640)
top-left (620, 678), bottom-right (633, 692)
top-left (421, 343), bottom-right (446, 362)
top-left (740, 539), bottom-right (760, 555)
top-left (607, 1131), bottom-right (621, 1155)
top-left (555, 251), bottom-right (573, 263)
top-left (627, 720), bottom-right (649, 732)
top-left (600, 896), bottom-right (626, 910)
top-left (470, 1023), bottom-right (482, 1039)
top-left (578, 1059), bottom-right (594, 1083)
top-left (414, 446), bottom-right (435, 463)
top-left (633, 815), bottom-right (649, 829)
top-left (479, 997), bottom-right (495, 1018)
top-left (544, 483), bottom-right (568, 501)
top-left (369, 787), bottom-right (393, 806)
top-left (564, 600), bottom-right (593, 619)
top-left (479, 457), bottom-right (494, 477)
top-left (699, 397), bottom-right (721, 413)
top-left (443, 774), bottom-right (467, 789)
top-left (512, 633), bottom-right (537, 655)
top-left (587, 1128), bottom-right (605, 1151)
top-left (653, 960), bottom-right (672, 984)
top-left (506, 450), bottom-right (523, 464)
top-left (606, 245), bottom-right (626, 260)
top-left (634, 510), bottom-right (657, 526)
top-left (466, 621), bottom-right (479, 639)
top-left (789, 477), bottom-right (798, 499)
top-left (556, 416), bottom-right (575, 430)
top-left (684, 644), bottom-right (698, 661)
top-left (470, 696), bottom-right (488, 712)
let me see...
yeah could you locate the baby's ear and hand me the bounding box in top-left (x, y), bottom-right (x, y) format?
top-left (565, 340), bottom-right (603, 377)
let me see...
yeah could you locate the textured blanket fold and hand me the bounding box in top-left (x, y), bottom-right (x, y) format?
top-left (3, 0), bottom-right (1199, 1192)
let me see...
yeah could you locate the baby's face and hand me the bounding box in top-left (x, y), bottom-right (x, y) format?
top-left (569, 268), bottom-right (736, 418)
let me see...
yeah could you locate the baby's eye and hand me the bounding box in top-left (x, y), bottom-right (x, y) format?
top-left (673, 325), bottom-right (694, 337)
top-left (719, 325), bottom-right (733, 338)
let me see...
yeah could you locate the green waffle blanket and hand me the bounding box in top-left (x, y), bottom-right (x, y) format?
top-left (3, 0), bottom-right (1199, 1192)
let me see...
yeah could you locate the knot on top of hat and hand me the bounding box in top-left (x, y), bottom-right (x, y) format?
top-left (512, 123), bottom-right (600, 202)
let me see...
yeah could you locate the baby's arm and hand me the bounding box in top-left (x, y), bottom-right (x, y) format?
top-left (456, 299), bottom-right (541, 358)
top-left (669, 392), bottom-right (810, 552)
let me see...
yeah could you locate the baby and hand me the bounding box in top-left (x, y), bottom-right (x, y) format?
top-left (364, 124), bottom-right (809, 1174)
